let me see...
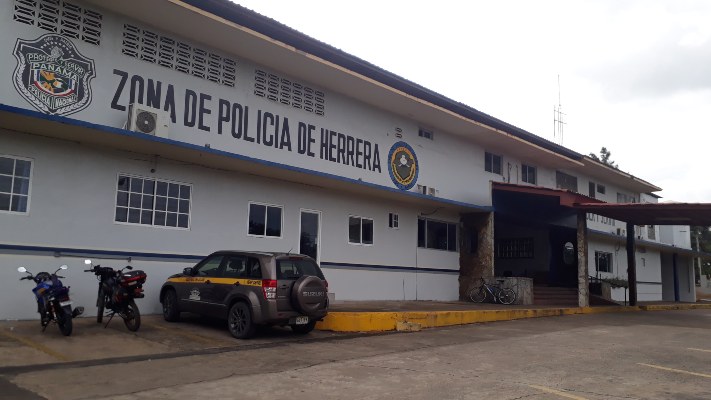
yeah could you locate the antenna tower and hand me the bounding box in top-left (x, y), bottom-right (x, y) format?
top-left (553, 75), bottom-right (566, 145)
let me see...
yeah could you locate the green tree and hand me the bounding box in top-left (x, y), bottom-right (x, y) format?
top-left (589, 147), bottom-right (618, 169)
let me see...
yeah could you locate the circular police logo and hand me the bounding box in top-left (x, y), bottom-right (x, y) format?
top-left (12, 34), bottom-right (96, 116)
top-left (388, 141), bottom-right (418, 190)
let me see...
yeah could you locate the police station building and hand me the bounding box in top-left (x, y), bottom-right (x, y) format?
top-left (1, 0), bottom-right (707, 320)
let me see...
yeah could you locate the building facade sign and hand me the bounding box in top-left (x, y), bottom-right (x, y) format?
top-left (388, 141), bottom-right (419, 190)
top-left (12, 34), bottom-right (95, 116)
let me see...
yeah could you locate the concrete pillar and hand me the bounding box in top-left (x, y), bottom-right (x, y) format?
top-left (577, 211), bottom-right (589, 307)
top-left (459, 211), bottom-right (494, 300)
top-left (626, 221), bottom-right (638, 306)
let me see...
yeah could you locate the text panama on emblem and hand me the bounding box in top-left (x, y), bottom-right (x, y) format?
top-left (388, 141), bottom-right (418, 190)
top-left (12, 33), bottom-right (96, 116)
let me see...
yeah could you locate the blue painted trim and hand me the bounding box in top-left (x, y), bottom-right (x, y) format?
top-left (320, 261), bottom-right (459, 275)
top-left (0, 243), bottom-right (461, 275)
top-left (0, 243), bottom-right (204, 261)
top-left (0, 103), bottom-right (493, 212)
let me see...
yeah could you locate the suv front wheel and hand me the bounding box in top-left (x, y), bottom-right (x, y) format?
top-left (228, 302), bottom-right (256, 339)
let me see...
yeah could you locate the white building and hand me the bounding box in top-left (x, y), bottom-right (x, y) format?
top-left (1, 0), bottom-right (707, 319)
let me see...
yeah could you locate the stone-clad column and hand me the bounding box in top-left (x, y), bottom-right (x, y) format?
top-left (459, 212), bottom-right (494, 300)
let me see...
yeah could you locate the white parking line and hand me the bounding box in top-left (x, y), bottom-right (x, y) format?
top-left (638, 363), bottom-right (711, 379)
top-left (528, 384), bottom-right (588, 399)
top-left (687, 347), bottom-right (711, 353)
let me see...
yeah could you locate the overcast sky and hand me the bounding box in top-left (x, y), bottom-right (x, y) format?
top-left (234, 0), bottom-right (711, 203)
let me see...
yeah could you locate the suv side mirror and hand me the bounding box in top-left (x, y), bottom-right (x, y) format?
top-left (183, 267), bottom-right (194, 276)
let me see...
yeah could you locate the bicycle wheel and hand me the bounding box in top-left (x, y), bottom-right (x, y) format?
top-left (469, 286), bottom-right (487, 303)
top-left (497, 288), bottom-right (517, 305)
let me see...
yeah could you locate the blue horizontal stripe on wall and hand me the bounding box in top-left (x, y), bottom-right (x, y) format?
top-left (0, 243), bottom-right (204, 262)
top-left (0, 103), bottom-right (492, 213)
top-left (0, 244), bottom-right (461, 274)
top-left (320, 261), bottom-right (459, 275)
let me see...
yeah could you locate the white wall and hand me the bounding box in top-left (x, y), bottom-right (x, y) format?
top-left (0, 131), bottom-right (464, 318)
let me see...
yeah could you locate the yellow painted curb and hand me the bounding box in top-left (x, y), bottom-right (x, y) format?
top-left (316, 305), bottom-right (643, 332)
top-left (639, 304), bottom-right (711, 311)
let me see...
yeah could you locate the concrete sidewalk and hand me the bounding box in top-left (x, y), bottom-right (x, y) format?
top-left (316, 300), bottom-right (711, 332)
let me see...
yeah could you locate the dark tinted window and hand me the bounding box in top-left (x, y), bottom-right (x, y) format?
top-left (277, 259), bottom-right (324, 280)
top-left (223, 255), bottom-right (262, 278)
top-left (195, 255), bottom-right (223, 277)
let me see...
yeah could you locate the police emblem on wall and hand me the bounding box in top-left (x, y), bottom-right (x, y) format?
top-left (388, 141), bottom-right (418, 190)
top-left (12, 34), bottom-right (96, 116)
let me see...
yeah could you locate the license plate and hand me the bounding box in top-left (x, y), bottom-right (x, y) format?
top-left (59, 301), bottom-right (72, 307)
top-left (295, 316), bottom-right (309, 325)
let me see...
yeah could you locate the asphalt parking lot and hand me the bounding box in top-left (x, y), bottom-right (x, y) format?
top-left (2, 309), bottom-right (711, 399)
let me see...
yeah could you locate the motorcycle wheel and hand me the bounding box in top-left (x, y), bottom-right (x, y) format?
top-left (123, 299), bottom-right (141, 332)
top-left (97, 289), bottom-right (105, 324)
top-left (57, 306), bottom-right (73, 336)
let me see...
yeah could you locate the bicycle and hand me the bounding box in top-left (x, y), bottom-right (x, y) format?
top-left (468, 277), bottom-right (517, 305)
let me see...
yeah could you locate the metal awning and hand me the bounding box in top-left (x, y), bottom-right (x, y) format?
top-left (493, 182), bottom-right (711, 226)
top-left (575, 203), bottom-right (711, 226)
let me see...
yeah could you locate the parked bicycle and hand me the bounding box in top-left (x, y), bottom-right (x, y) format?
top-left (468, 277), bottom-right (517, 305)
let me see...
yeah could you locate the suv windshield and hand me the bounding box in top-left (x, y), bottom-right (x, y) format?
top-left (276, 258), bottom-right (324, 280)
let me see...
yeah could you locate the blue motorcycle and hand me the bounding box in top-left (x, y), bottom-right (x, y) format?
top-left (18, 265), bottom-right (83, 336)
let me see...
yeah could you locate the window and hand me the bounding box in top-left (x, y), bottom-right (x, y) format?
top-left (617, 192), bottom-right (636, 203)
top-left (0, 155), bottom-right (32, 214)
top-left (522, 164), bottom-right (536, 185)
top-left (485, 152), bottom-right (502, 174)
top-left (417, 218), bottom-right (457, 251)
top-left (597, 184), bottom-right (606, 195)
top-left (388, 213), bottom-right (399, 229)
top-left (248, 203), bottom-right (282, 237)
top-left (589, 182), bottom-right (596, 198)
top-left (194, 255), bottom-right (223, 277)
top-left (115, 175), bottom-right (191, 228)
top-left (418, 128), bottom-right (434, 140)
top-left (277, 258), bottom-right (325, 280)
top-left (223, 255), bottom-right (262, 278)
top-left (595, 251), bottom-right (612, 273)
top-left (647, 225), bottom-right (656, 240)
top-left (349, 216), bottom-right (373, 245)
top-left (496, 238), bottom-right (534, 259)
top-left (555, 171), bottom-right (578, 192)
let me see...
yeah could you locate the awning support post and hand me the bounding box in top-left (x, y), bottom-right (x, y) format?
top-left (626, 221), bottom-right (638, 306)
top-left (577, 211), bottom-right (589, 307)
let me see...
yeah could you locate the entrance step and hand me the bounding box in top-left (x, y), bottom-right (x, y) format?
top-left (533, 286), bottom-right (579, 306)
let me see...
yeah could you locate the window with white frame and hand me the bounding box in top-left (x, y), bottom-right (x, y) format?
top-left (248, 203), bottom-right (282, 237)
top-left (115, 175), bottom-right (191, 228)
top-left (418, 128), bottom-right (434, 140)
top-left (485, 152), bottom-right (502, 174)
top-left (556, 171), bottom-right (578, 192)
top-left (388, 213), bottom-right (399, 229)
top-left (0, 155), bottom-right (32, 213)
top-left (417, 217), bottom-right (457, 251)
top-left (617, 192), bottom-right (636, 203)
top-left (522, 164), bottom-right (536, 185)
top-left (349, 216), bottom-right (373, 245)
top-left (595, 251), bottom-right (612, 273)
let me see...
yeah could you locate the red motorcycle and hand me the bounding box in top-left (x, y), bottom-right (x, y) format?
top-left (83, 259), bottom-right (146, 331)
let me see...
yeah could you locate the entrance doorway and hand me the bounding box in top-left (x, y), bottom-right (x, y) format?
top-left (299, 209), bottom-right (321, 262)
top-left (549, 227), bottom-right (578, 287)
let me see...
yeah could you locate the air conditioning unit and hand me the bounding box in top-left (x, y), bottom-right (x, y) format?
top-left (127, 103), bottom-right (169, 138)
top-left (427, 187), bottom-right (438, 196)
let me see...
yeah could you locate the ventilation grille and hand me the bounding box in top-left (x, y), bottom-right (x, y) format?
top-left (254, 69), bottom-right (325, 116)
top-left (122, 24), bottom-right (237, 88)
top-left (13, 0), bottom-right (103, 45)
